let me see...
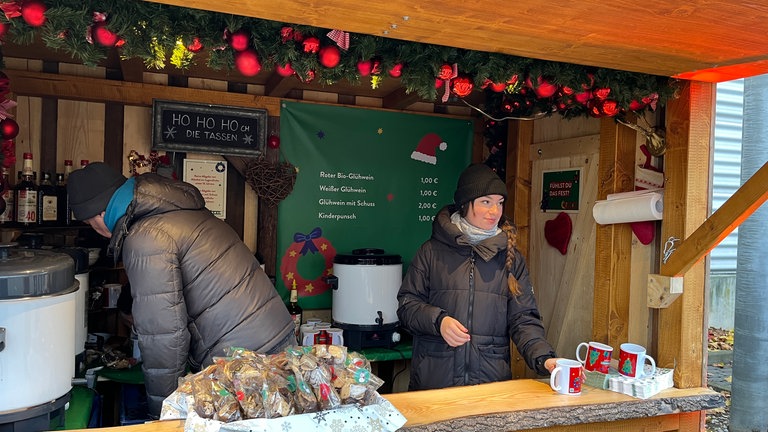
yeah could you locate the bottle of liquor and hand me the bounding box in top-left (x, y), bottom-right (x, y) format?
top-left (37, 171), bottom-right (58, 226)
top-left (0, 166), bottom-right (14, 225)
top-left (287, 280), bottom-right (303, 344)
top-left (80, 159), bottom-right (89, 169)
top-left (14, 152), bottom-right (38, 226)
top-left (55, 173), bottom-right (67, 226)
top-left (63, 160), bottom-right (76, 225)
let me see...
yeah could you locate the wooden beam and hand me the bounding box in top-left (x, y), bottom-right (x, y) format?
top-left (382, 87), bottom-right (421, 110)
top-left (264, 73), bottom-right (295, 98)
top-left (103, 103), bottom-right (125, 170)
top-left (657, 81), bottom-right (713, 399)
top-left (506, 119), bottom-right (534, 379)
top-left (661, 160), bottom-right (768, 276)
top-left (257, 117), bottom-right (281, 277)
top-left (4, 69), bottom-right (282, 115)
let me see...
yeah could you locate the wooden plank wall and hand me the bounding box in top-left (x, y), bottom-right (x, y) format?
top-left (528, 116), bottom-right (602, 363)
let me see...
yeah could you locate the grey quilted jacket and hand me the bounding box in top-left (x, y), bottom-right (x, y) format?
top-left (397, 205), bottom-right (556, 390)
top-left (107, 174), bottom-right (294, 416)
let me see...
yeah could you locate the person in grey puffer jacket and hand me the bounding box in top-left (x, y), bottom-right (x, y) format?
top-left (397, 163), bottom-right (559, 391)
top-left (67, 162), bottom-right (295, 417)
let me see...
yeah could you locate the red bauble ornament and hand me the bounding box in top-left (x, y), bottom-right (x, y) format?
top-left (229, 29), bottom-right (250, 52)
top-left (388, 63), bottom-right (403, 78)
top-left (318, 45), bottom-right (341, 68)
top-left (0, 22), bottom-right (9, 40)
top-left (575, 90), bottom-right (593, 105)
top-left (267, 135), bottom-right (281, 149)
top-left (434, 78), bottom-right (444, 89)
top-left (357, 59), bottom-right (372, 76)
top-left (451, 76), bottom-right (474, 98)
top-left (187, 37), bottom-right (204, 53)
top-left (629, 100), bottom-right (646, 111)
top-left (437, 64), bottom-right (454, 80)
top-left (593, 87), bottom-right (611, 100)
top-left (600, 99), bottom-right (620, 117)
top-left (302, 36), bottom-right (320, 53)
top-left (92, 22), bottom-right (119, 47)
top-left (21, 0), bottom-right (46, 27)
top-left (275, 63), bottom-right (295, 77)
top-left (234, 49), bottom-right (261, 77)
top-left (528, 76), bottom-right (558, 98)
top-left (0, 118), bottom-right (19, 140)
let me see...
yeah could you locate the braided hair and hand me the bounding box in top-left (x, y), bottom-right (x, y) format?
top-left (501, 220), bottom-right (521, 296)
top-left (459, 201), bottom-right (522, 296)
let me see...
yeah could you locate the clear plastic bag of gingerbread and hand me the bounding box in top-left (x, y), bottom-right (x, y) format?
top-left (188, 362), bottom-right (242, 422)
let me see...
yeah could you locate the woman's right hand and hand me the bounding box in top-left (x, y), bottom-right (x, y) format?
top-left (440, 316), bottom-right (471, 347)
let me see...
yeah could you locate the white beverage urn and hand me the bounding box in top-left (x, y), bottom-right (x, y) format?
top-left (328, 248), bottom-right (402, 351)
top-left (0, 244), bottom-right (78, 430)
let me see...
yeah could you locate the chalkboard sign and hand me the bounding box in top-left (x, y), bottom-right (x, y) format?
top-left (152, 99), bottom-right (267, 156)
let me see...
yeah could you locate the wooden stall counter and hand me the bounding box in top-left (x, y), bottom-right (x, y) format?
top-left (66, 379), bottom-right (723, 432)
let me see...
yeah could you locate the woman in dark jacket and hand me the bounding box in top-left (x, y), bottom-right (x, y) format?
top-left (68, 163), bottom-right (295, 417)
top-left (397, 163), bottom-right (558, 390)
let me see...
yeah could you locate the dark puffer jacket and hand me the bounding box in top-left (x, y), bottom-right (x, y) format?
top-left (107, 174), bottom-right (294, 416)
top-left (397, 205), bottom-right (555, 390)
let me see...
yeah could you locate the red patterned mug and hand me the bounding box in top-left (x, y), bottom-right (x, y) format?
top-left (576, 341), bottom-right (613, 373)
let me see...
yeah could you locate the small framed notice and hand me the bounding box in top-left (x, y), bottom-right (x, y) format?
top-left (541, 168), bottom-right (581, 212)
top-left (183, 159), bottom-right (228, 219)
top-left (152, 99), bottom-right (267, 157)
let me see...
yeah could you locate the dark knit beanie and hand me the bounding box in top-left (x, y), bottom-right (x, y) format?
top-left (453, 164), bottom-right (508, 207)
top-left (67, 162), bottom-right (127, 221)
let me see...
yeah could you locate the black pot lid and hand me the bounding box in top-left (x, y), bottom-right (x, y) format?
top-left (0, 244), bottom-right (76, 299)
top-left (333, 248), bottom-right (402, 265)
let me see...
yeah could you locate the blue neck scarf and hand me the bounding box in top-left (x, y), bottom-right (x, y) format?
top-left (104, 177), bottom-right (135, 232)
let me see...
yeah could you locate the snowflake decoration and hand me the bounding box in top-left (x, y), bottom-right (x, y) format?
top-left (367, 417), bottom-right (385, 432)
top-left (329, 419), bottom-right (345, 432)
top-left (312, 409), bottom-right (330, 424)
top-left (164, 125), bottom-right (177, 139)
top-left (243, 134), bottom-right (253, 145)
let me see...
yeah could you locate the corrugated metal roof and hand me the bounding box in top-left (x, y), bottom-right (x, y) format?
top-left (711, 79), bottom-right (744, 273)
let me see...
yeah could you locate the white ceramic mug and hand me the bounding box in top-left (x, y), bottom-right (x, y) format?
top-left (576, 341), bottom-right (613, 373)
top-left (549, 359), bottom-right (583, 395)
top-left (618, 343), bottom-right (656, 378)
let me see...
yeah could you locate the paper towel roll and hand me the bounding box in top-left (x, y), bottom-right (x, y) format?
top-left (592, 192), bottom-right (663, 224)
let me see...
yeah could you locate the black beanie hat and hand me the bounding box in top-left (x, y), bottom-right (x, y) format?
top-left (453, 164), bottom-right (508, 207)
top-left (67, 162), bottom-right (127, 221)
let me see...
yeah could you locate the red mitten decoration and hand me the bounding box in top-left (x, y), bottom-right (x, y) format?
top-left (632, 144), bottom-right (664, 245)
top-left (544, 212), bottom-right (572, 255)
top-left (631, 221), bottom-right (655, 245)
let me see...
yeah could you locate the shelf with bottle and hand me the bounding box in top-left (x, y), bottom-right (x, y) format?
top-left (0, 156), bottom-right (88, 231)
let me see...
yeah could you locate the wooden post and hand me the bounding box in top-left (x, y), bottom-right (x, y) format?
top-left (657, 81), bottom-right (713, 424)
top-left (592, 116), bottom-right (636, 348)
top-left (507, 119), bottom-right (534, 378)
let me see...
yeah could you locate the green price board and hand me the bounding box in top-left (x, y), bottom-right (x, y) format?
top-left (277, 101), bottom-right (473, 309)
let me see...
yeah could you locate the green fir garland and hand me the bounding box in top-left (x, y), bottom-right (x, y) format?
top-left (0, 0), bottom-right (679, 120)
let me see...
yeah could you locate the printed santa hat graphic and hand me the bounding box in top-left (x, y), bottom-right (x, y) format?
top-left (411, 133), bottom-right (447, 165)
